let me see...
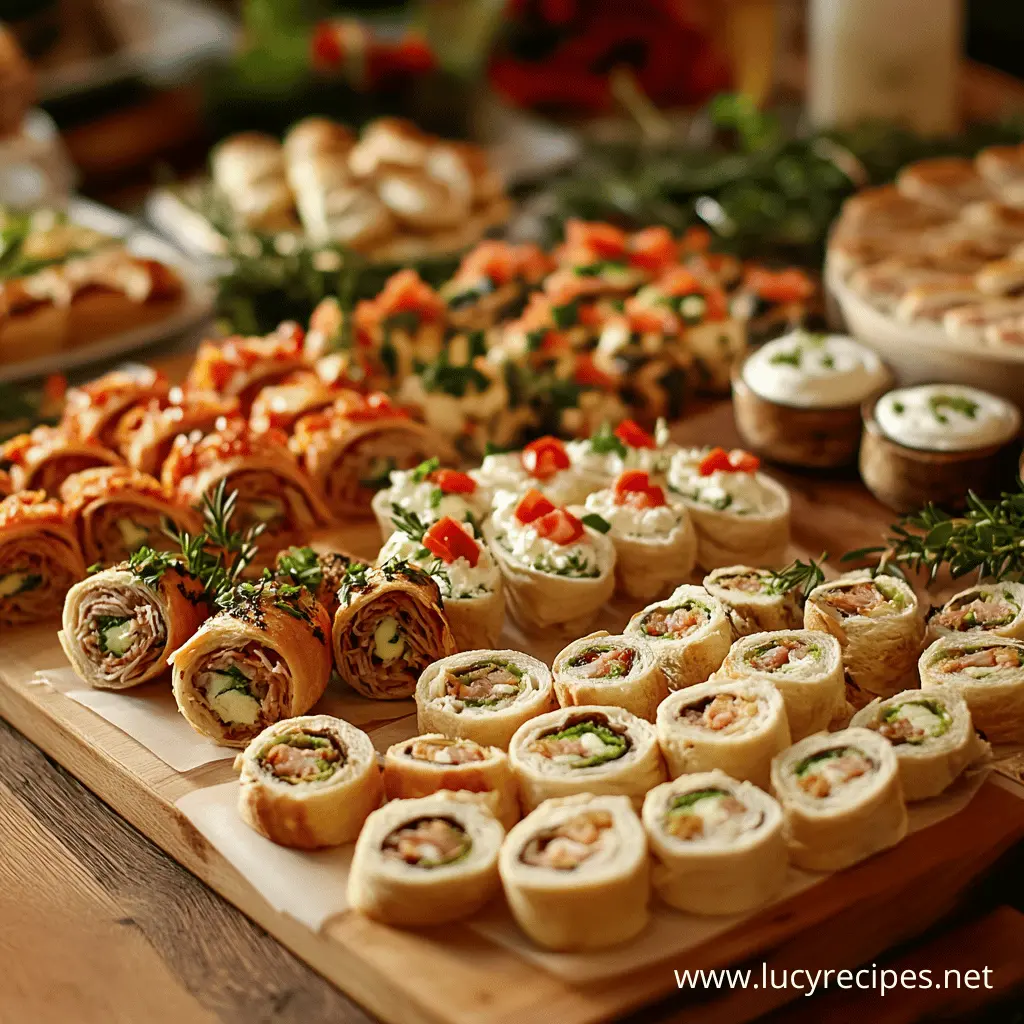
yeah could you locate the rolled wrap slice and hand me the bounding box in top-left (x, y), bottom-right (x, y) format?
top-left (499, 793), bottom-right (649, 951)
top-left (416, 650), bottom-right (555, 750)
top-left (235, 714), bottom-right (383, 848)
top-left (703, 565), bottom-right (803, 639)
top-left (509, 705), bottom-right (666, 813)
top-left (0, 492), bottom-right (86, 627)
top-left (333, 561), bottom-right (457, 700)
top-left (383, 734), bottom-right (520, 830)
top-left (656, 679), bottom-right (791, 788)
top-left (552, 633), bottom-right (668, 722)
top-left (59, 466), bottom-right (202, 567)
top-left (851, 685), bottom-right (988, 800)
top-left (248, 370), bottom-right (338, 434)
top-left (919, 634), bottom-right (1024, 744)
top-left (274, 545), bottom-right (351, 620)
top-left (348, 792), bottom-right (505, 927)
top-left (2, 425), bottom-right (122, 496)
top-left (169, 580), bottom-right (332, 747)
top-left (61, 367), bottom-right (169, 448)
top-left (624, 584), bottom-right (731, 690)
top-left (60, 553), bottom-right (208, 689)
top-left (720, 629), bottom-right (846, 740)
top-left (770, 726), bottom-right (908, 871)
top-left (642, 771), bottom-right (787, 915)
top-left (926, 582), bottom-right (1024, 643)
top-left (804, 572), bottom-right (924, 703)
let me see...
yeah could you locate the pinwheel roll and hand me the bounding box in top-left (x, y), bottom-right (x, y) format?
top-left (61, 367), bottom-right (169, 448)
top-left (552, 633), bottom-right (668, 722)
top-left (499, 793), bottom-right (649, 952)
top-left (509, 705), bottom-right (666, 813)
top-left (248, 371), bottom-right (338, 434)
top-left (2, 426), bottom-right (122, 496)
top-left (235, 715), bottom-right (383, 849)
top-left (0, 492), bottom-right (86, 627)
top-left (417, 650), bottom-right (556, 750)
top-left (771, 727), bottom-right (907, 871)
top-left (332, 561), bottom-right (457, 700)
top-left (851, 686), bottom-right (987, 800)
top-left (804, 572), bottom-right (924, 702)
top-left (703, 565), bottom-right (803, 639)
top-left (926, 582), bottom-right (1024, 643)
top-left (720, 629), bottom-right (846, 741)
top-left (470, 436), bottom-right (596, 508)
top-left (383, 734), bottom-right (520, 830)
top-left (371, 459), bottom-right (486, 542)
top-left (919, 635), bottom-right (1024, 744)
top-left (168, 581), bottom-right (332, 747)
top-left (348, 792), bottom-right (505, 927)
top-left (656, 679), bottom-right (791, 788)
top-left (624, 584), bottom-right (732, 690)
top-left (274, 546), bottom-right (351, 620)
top-left (163, 420), bottom-right (330, 568)
top-left (642, 771), bottom-right (787, 915)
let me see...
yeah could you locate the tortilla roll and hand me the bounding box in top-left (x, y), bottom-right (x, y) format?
top-left (552, 633), bottom-right (668, 722)
top-left (926, 582), bottom-right (1024, 643)
top-left (235, 714), bottom-right (383, 849)
top-left (499, 793), bottom-right (650, 951)
top-left (332, 561), bottom-right (457, 700)
top-left (61, 367), bottom-right (169, 448)
top-left (851, 686), bottom-right (988, 800)
top-left (642, 771), bottom-right (787, 915)
top-left (919, 634), bottom-right (1024, 744)
top-left (168, 581), bottom-right (332, 747)
top-left (509, 705), bottom-right (666, 813)
top-left (770, 726), bottom-right (908, 872)
top-left (804, 572), bottom-right (924, 704)
top-left (0, 492), bottom-right (86, 627)
top-left (656, 679), bottom-right (791, 788)
top-left (703, 565), bottom-right (803, 639)
top-left (383, 734), bottom-right (520, 830)
top-left (624, 584), bottom-right (732, 690)
top-left (348, 792), bottom-right (505, 927)
top-left (416, 650), bottom-right (556, 750)
top-left (2, 425), bottom-right (122, 496)
top-left (248, 370), bottom-right (338, 434)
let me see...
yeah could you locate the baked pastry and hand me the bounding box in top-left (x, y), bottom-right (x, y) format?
top-left (2, 425), bottom-right (122, 496)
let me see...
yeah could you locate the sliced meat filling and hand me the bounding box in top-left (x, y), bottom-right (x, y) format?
top-left (442, 659), bottom-right (523, 709)
top-left (640, 601), bottom-right (709, 639)
top-left (872, 699), bottom-right (951, 745)
top-left (226, 470), bottom-right (316, 552)
top-left (747, 637), bottom-right (815, 673)
top-left (716, 571), bottom-right (769, 594)
top-left (819, 582), bottom-right (886, 618)
top-left (381, 817), bottom-right (471, 868)
top-left (32, 454), bottom-right (113, 496)
top-left (567, 645), bottom-right (636, 679)
top-left (528, 715), bottom-right (628, 769)
top-left (332, 433), bottom-right (434, 504)
top-left (932, 593), bottom-right (1018, 632)
top-left (91, 504), bottom-right (175, 564)
top-left (681, 692), bottom-right (760, 733)
top-left (261, 731), bottom-right (344, 784)
top-left (0, 534), bottom-right (79, 624)
top-left (794, 746), bottom-right (875, 798)
top-left (75, 583), bottom-right (167, 686)
top-left (519, 810), bottom-right (615, 870)
top-left (406, 736), bottom-right (488, 765)
top-left (664, 788), bottom-right (752, 842)
top-left (195, 642), bottom-right (289, 741)
top-left (940, 644), bottom-right (1022, 674)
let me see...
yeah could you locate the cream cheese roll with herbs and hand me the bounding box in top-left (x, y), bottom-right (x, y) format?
top-left (733, 330), bottom-right (890, 468)
top-left (770, 727), bottom-right (907, 872)
top-left (667, 447), bottom-right (790, 569)
top-left (804, 571), bottom-right (923, 704)
top-left (552, 633), bottom-right (668, 722)
top-left (719, 629), bottom-right (845, 741)
top-left (416, 650), bottom-right (555, 750)
top-left (851, 686), bottom-right (987, 801)
top-left (470, 435), bottom-right (592, 508)
top-left (235, 715), bottom-right (383, 848)
top-left (703, 565), bottom-right (803, 639)
top-left (642, 771), bottom-right (787, 915)
top-left (624, 584), bottom-right (731, 690)
top-left (656, 679), bottom-right (790, 789)
top-left (348, 792), bottom-right (505, 928)
top-left (508, 705), bottom-right (666, 813)
top-left (919, 635), bottom-right (1024, 744)
top-left (926, 582), bottom-right (1024, 643)
top-left (861, 384), bottom-right (1021, 513)
top-left (499, 793), bottom-right (649, 951)
top-left (564, 418), bottom-right (679, 496)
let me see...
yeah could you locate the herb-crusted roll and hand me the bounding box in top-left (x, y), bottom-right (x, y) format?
top-left (703, 565), bottom-right (803, 639)
top-left (656, 679), bottom-right (791, 788)
top-left (719, 629), bottom-right (846, 740)
top-left (332, 561), bottom-right (457, 700)
top-left (508, 705), bottom-right (666, 813)
top-left (624, 584), bottom-right (732, 690)
top-left (770, 727), bottom-right (908, 872)
top-left (927, 582), bottom-right (1024, 643)
top-left (851, 686), bottom-right (987, 800)
top-left (60, 550), bottom-right (208, 689)
top-left (348, 792), bottom-right (505, 927)
top-left (169, 580), bottom-right (332, 747)
top-left (642, 771), bottom-right (787, 915)
top-left (235, 715), bottom-right (383, 848)
top-left (499, 793), bottom-right (650, 951)
top-left (416, 650), bottom-right (556, 750)
top-left (273, 546), bottom-right (351, 620)
top-left (919, 635), bottom-right (1024, 744)
top-left (383, 734), bottom-right (519, 830)
top-left (552, 633), bottom-right (668, 722)
top-left (804, 572), bottom-right (924, 703)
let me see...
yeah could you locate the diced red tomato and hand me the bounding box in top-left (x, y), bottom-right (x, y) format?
top-left (311, 22), bottom-right (343, 66)
top-left (534, 507), bottom-right (585, 545)
top-left (628, 227), bottom-right (678, 273)
top-left (657, 267), bottom-right (704, 297)
top-left (573, 354), bottom-right (617, 390)
top-left (680, 226), bottom-right (712, 254)
top-left (429, 468), bottom-right (477, 494)
top-left (565, 219), bottom-right (628, 261)
top-left (458, 241), bottom-right (517, 286)
top-left (614, 419), bottom-right (656, 449)
top-left (343, 391), bottom-right (408, 422)
top-left (743, 267), bottom-right (815, 304)
top-left (698, 447), bottom-right (760, 476)
top-left (514, 489), bottom-right (556, 525)
top-left (613, 469), bottom-right (666, 508)
top-left (422, 517), bottom-right (480, 567)
top-left (625, 305), bottom-right (671, 335)
top-left (521, 436), bottom-right (570, 480)
top-left (576, 300), bottom-right (606, 328)
top-left (375, 269), bottom-right (444, 322)
top-left (727, 448), bottom-right (761, 472)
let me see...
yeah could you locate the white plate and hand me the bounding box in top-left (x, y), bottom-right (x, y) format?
top-left (0, 197), bottom-right (215, 383)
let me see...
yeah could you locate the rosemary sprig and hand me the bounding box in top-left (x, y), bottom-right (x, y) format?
top-left (765, 553), bottom-right (828, 599)
top-left (275, 546), bottom-right (323, 591)
top-left (389, 504), bottom-right (427, 541)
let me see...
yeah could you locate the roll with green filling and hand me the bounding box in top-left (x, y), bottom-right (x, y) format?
top-left (926, 582), bottom-right (1024, 644)
top-left (703, 565), bottom-right (803, 639)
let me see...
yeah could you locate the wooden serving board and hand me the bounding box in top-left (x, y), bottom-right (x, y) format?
top-left (2, 402), bottom-right (1024, 1024)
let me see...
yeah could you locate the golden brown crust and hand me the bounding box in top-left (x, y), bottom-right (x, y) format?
top-left (1, 426), bottom-right (123, 496)
top-left (62, 367), bottom-right (170, 447)
top-left (248, 370), bottom-right (338, 434)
